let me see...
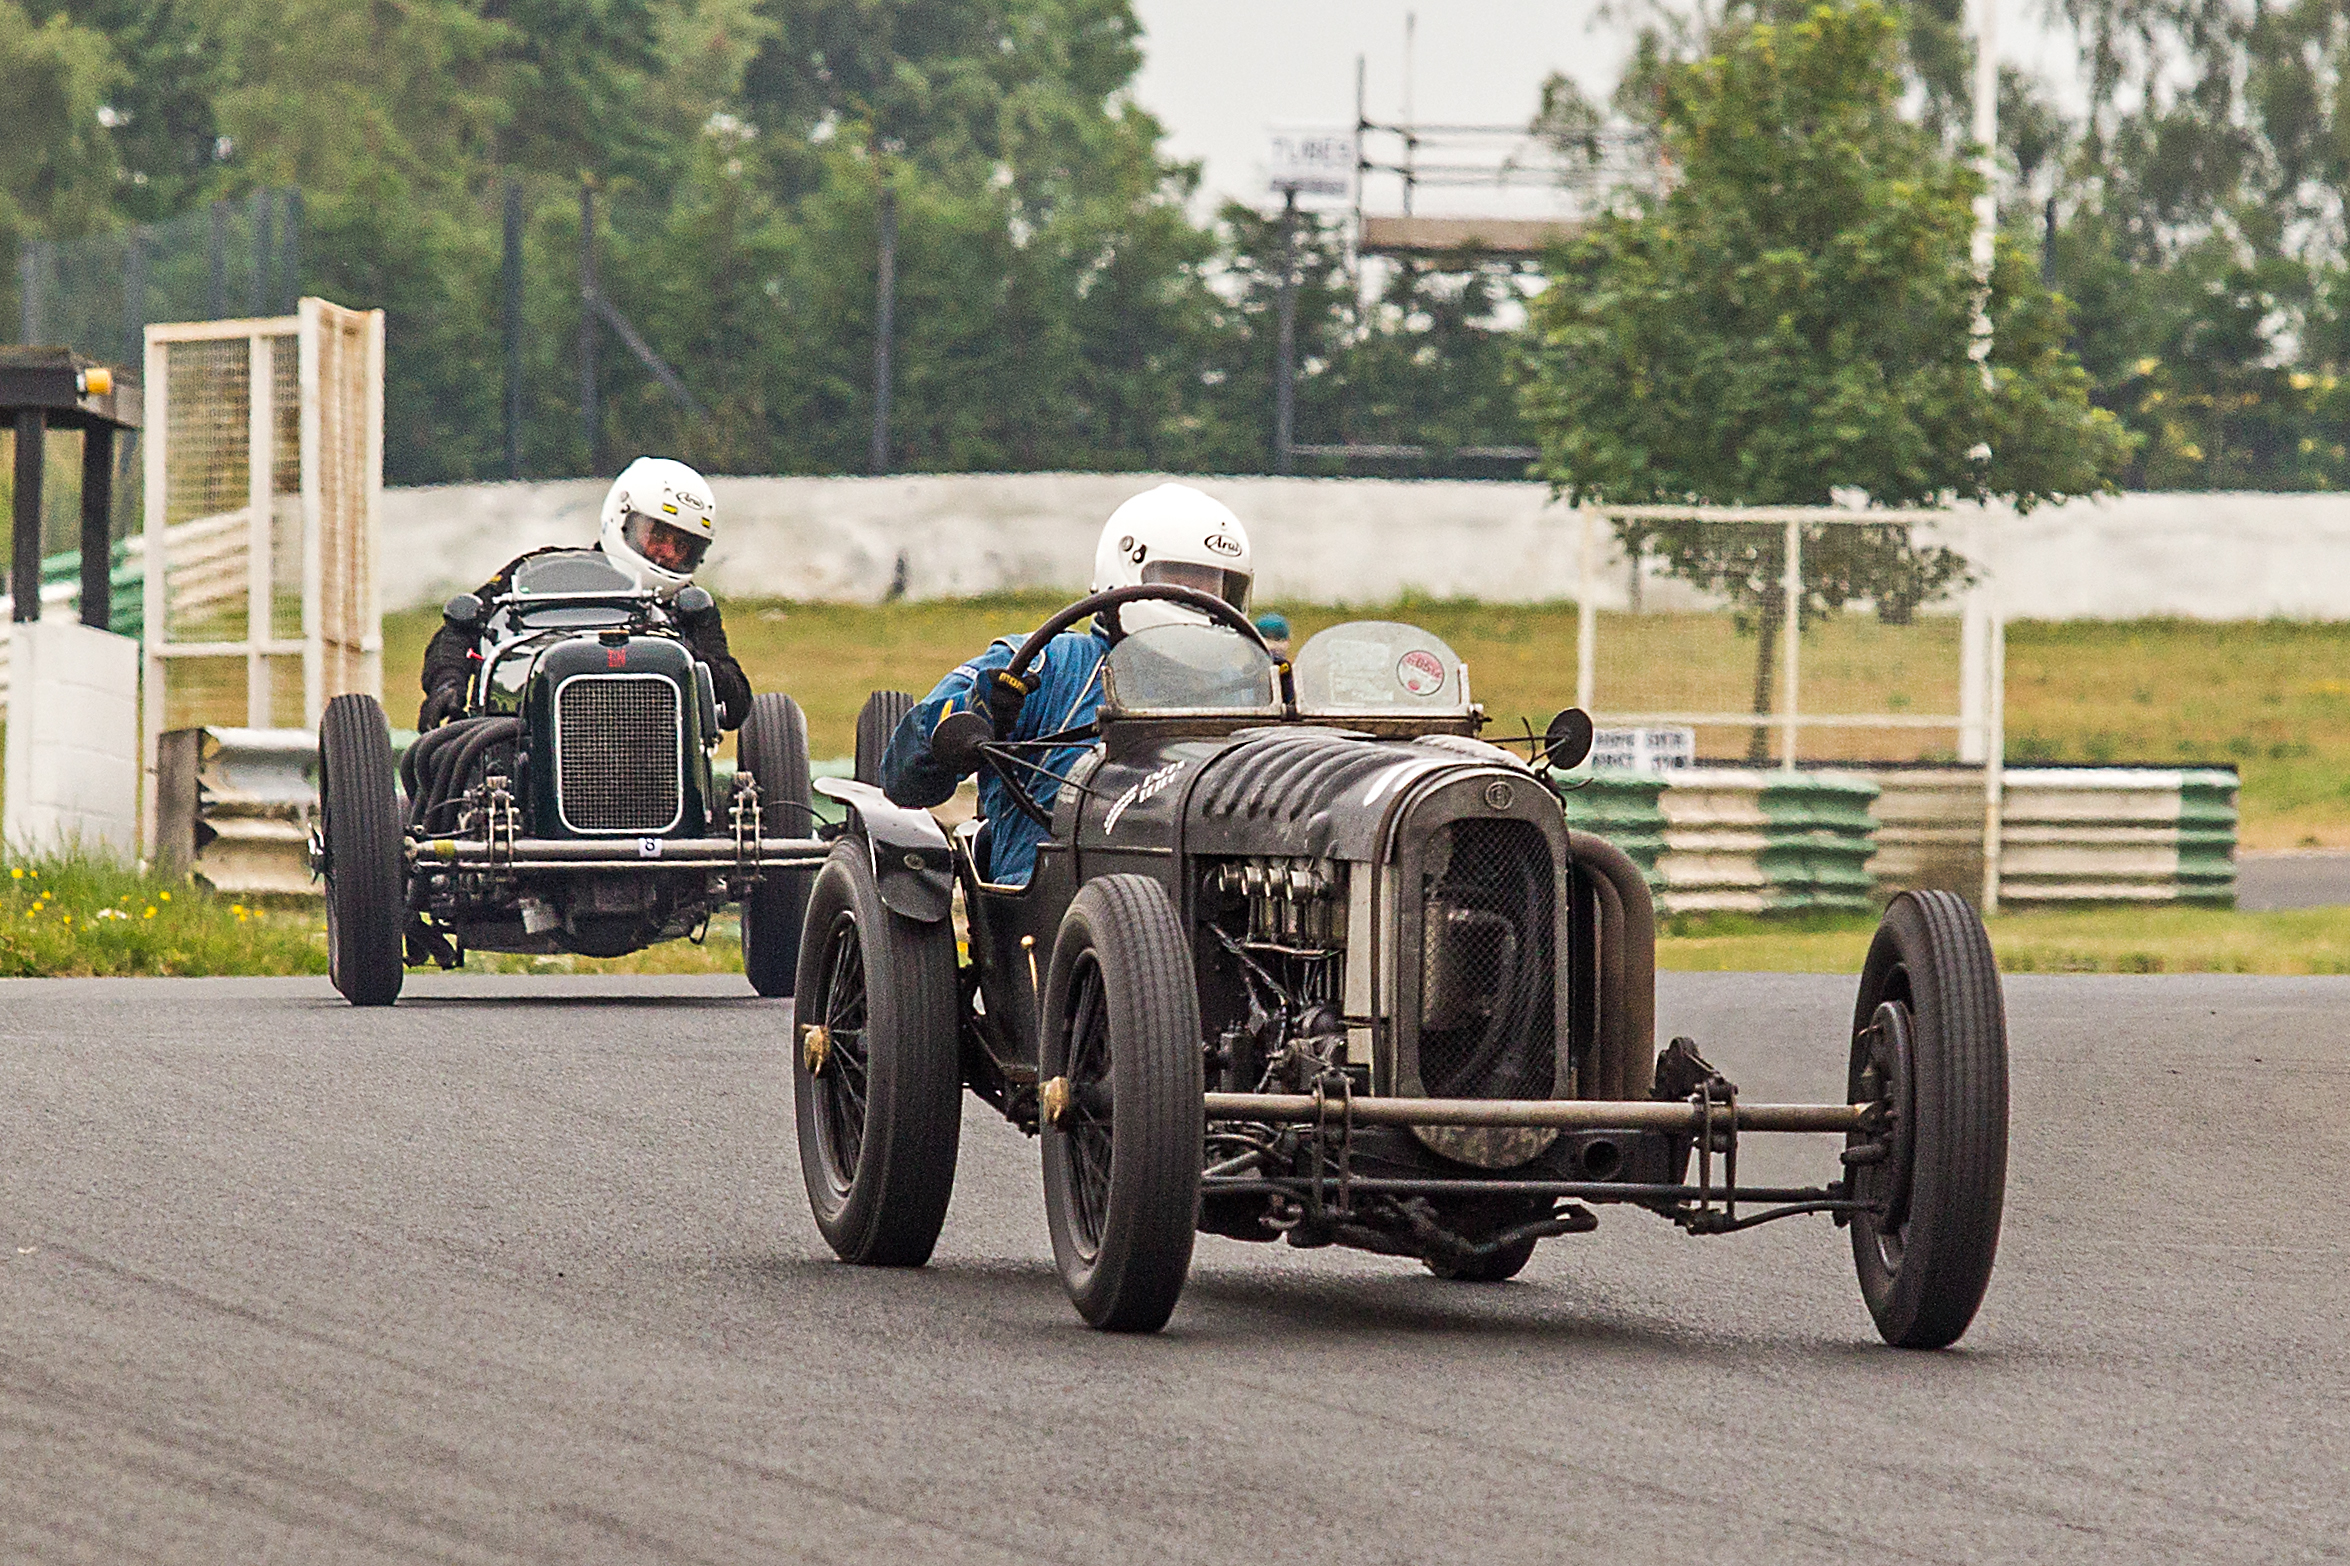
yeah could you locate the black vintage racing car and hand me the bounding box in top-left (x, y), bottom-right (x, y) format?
top-left (311, 548), bottom-right (827, 1005)
top-left (794, 583), bottom-right (2008, 1347)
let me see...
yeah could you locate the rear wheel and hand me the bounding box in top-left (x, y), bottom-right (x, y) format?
top-left (1041, 876), bottom-right (1203, 1333)
top-left (738, 692), bottom-right (813, 998)
top-left (792, 844), bottom-right (963, 1265)
top-left (1848, 890), bottom-right (2008, 1350)
top-left (318, 694), bottom-right (403, 1007)
top-left (855, 690), bottom-right (917, 787)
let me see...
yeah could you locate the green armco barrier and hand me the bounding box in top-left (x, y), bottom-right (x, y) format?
top-left (33, 541), bottom-right (143, 637)
top-left (1554, 770), bottom-right (1667, 881)
top-left (1651, 767), bottom-right (1882, 915)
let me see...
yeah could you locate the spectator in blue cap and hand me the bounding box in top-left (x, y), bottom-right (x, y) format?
top-left (1254, 611), bottom-right (1292, 661)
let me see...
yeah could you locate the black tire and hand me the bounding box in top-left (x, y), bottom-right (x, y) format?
top-left (318, 693), bottom-right (404, 1007)
top-left (1040, 876), bottom-right (1203, 1333)
top-left (1848, 890), bottom-right (2008, 1350)
top-left (1426, 1239), bottom-right (1538, 1283)
top-left (737, 692), bottom-right (814, 998)
top-left (855, 690), bottom-right (917, 787)
top-left (792, 843), bottom-right (963, 1265)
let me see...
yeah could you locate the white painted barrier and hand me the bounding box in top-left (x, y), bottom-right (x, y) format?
top-left (381, 475), bottom-right (2350, 619)
top-left (3, 622), bottom-right (141, 857)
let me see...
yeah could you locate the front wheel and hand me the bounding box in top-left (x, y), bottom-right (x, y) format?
top-left (792, 843), bottom-right (963, 1266)
top-left (737, 692), bottom-right (814, 998)
top-left (1847, 890), bottom-right (2008, 1349)
top-left (1040, 876), bottom-right (1203, 1333)
top-left (318, 694), bottom-right (404, 1006)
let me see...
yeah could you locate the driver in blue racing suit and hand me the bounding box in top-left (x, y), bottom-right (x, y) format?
top-left (881, 483), bottom-right (1256, 886)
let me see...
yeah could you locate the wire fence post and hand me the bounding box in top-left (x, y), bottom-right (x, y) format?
top-left (871, 180), bottom-right (896, 476)
top-left (207, 202), bottom-right (227, 319)
top-left (1780, 516), bottom-right (1801, 770)
top-left (1980, 514), bottom-right (2006, 914)
top-left (503, 179), bottom-right (523, 480)
top-left (18, 243), bottom-right (42, 344)
top-left (1275, 186), bottom-right (1298, 475)
top-left (1575, 505), bottom-right (1597, 714)
top-left (578, 181), bottom-right (599, 477)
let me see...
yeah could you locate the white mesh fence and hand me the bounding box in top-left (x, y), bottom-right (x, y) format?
top-left (140, 300), bottom-right (383, 849)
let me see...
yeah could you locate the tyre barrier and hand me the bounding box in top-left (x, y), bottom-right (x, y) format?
top-left (1995, 766), bottom-right (2239, 907)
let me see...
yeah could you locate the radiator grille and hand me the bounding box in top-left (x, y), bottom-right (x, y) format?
top-left (557, 676), bottom-right (682, 832)
top-left (1416, 818), bottom-right (1555, 1098)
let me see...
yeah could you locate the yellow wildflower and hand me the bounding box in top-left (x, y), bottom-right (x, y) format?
top-left (159, 890), bottom-right (170, 902)
top-left (8, 867), bottom-right (19, 880)
top-left (143, 907), bottom-right (157, 919)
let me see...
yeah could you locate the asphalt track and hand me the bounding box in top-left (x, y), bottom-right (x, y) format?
top-left (3, 971), bottom-right (2344, 1564)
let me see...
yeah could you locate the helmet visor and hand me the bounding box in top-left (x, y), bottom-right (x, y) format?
top-left (1141, 558), bottom-right (1251, 612)
top-left (622, 510), bottom-right (710, 575)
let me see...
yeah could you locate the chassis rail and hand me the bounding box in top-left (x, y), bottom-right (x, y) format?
top-left (1201, 1091), bottom-right (1868, 1134)
top-left (412, 836), bottom-right (833, 872)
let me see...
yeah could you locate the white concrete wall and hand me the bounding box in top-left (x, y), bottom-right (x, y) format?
top-left (3, 621), bottom-right (141, 858)
top-left (378, 474), bottom-right (2350, 619)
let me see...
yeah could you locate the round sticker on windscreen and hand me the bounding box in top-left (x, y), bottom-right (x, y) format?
top-left (1396, 649), bottom-right (1447, 696)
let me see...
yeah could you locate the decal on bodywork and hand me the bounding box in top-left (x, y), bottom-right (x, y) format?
top-left (1104, 760), bottom-right (1188, 834)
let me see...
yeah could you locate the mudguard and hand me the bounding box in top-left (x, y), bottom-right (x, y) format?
top-left (814, 778), bottom-right (954, 923)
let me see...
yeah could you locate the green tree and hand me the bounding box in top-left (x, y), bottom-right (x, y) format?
top-left (1518, 0), bottom-right (2130, 755)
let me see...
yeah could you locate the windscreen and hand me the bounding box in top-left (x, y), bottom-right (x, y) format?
top-left (1101, 622), bottom-right (1281, 715)
top-left (1292, 622), bottom-right (1471, 716)
top-left (509, 549), bottom-right (643, 599)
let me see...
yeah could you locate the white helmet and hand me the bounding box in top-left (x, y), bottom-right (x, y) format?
top-left (1092, 483), bottom-right (1253, 634)
top-left (600, 456), bottom-right (716, 599)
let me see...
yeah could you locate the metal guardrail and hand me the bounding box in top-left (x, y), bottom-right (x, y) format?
top-left (155, 725), bottom-right (856, 899)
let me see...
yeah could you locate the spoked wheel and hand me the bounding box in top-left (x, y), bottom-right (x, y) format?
top-left (317, 693), bottom-right (404, 1007)
top-left (738, 692), bottom-right (814, 998)
top-left (855, 690), bottom-right (917, 787)
top-left (791, 843), bottom-right (962, 1265)
top-left (1040, 876), bottom-right (1202, 1333)
top-left (1846, 890), bottom-right (2009, 1349)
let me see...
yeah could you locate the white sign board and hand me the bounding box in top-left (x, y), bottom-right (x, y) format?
top-left (1589, 727), bottom-right (1696, 776)
top-left (1266, 128), bottom-right (1357, 209)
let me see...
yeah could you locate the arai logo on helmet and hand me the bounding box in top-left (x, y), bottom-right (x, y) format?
top-left (1397, 649), bottom-right (1447, 696)
top-left (1203, 533), bottom-right (1243, 558)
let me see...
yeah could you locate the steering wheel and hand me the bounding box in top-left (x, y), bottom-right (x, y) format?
top-left (1004, 583), bottom-right (1271, 685)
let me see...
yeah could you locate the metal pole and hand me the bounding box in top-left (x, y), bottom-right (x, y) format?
top-left (79, 425), bottom-right (113, 630)
top-left (870, 181), bottom-right (896, 476)
top-left (578, 181), bottom-right (599, 477)
top-left (249, 189), bottom-right (273, 318)
top-left (207, 202), bottom-right (227, 319)
top-left (282, 189), bottom-right (303, 311)
top-left (1275, 186), bottom-right (1298, 475)
top-left (122, 230), bottom-right (146, 366)
top-left (1576, 507), bottom-right (1597, 714)
top-left (1980, 518), bottom-right (2006, 914)
top-left (1780, 517), bottom-right (1801, 770)
top-left (11, 409), bottom-right (44, 622)
top-left (503, 178), bottom-right (524, 480)
top-left (17, 242), bottom-right (41, 344)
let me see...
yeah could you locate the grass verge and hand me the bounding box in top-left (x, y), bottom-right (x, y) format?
top-left (0, 851), bottom-right (326, 977)
top-left (385, 600), bottom-right (2350, 847)
top-left (1659, 903), bottom-right (2350, 975)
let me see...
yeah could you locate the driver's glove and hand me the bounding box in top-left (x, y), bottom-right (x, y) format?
top-left (417, 682), bottom-right (466, 730)
top-left (983, 669), bottom-right (1035, 737)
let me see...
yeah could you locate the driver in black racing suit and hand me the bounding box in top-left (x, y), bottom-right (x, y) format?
top-left (417, 456), bottom-right (752, 731)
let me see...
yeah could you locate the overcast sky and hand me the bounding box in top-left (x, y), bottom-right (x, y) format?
top-left (1128, 0), bottom-right (2088, 219)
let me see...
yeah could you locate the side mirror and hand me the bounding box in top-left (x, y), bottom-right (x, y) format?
top-left (674, 584), bottom-right (714, 616)
top-left (1542, 707), bottom-right (1596, 770)
top-left (443, 592), bottom-right (484, 628)
top-left (929, 709), bottom-right (993, 775)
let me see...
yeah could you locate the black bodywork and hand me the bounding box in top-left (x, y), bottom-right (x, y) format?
top-left (399, 550), bottom-right (752, 962)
